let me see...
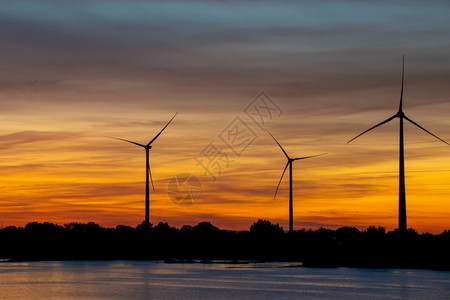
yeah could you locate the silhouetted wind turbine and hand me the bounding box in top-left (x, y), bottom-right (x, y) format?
top-left (348, 56), bottom-right (449, 231)
top-left (267, 130), bottom-right (325, 233)
top-left (108, 113), bottom-right (177, 225)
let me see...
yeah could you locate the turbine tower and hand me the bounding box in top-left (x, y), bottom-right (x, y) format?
top-left (348, 56), bottom-right (449, 231)
top-left (109, 113), bottom-right (177, 225)
top-left (267, 130), bottom-right (324, 233)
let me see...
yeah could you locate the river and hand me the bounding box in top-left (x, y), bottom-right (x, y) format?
top-left (0, 261), bottom-right (449, 299)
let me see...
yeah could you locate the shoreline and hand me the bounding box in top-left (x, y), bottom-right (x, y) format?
top-left (2, 259), bottom-right (449, 272)
top-left (1, 221), bottom-right (449, 271)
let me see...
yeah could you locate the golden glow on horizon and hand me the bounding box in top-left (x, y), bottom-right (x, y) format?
top-left (1, 106), bottom-right (449, 234)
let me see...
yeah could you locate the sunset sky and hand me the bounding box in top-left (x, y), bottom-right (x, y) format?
top-left (1, 1), bottom-right (449, 233)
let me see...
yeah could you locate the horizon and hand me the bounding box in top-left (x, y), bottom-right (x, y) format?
top-left (1, 1), bottom-right (450, 234)
top-left (4, 219), bottom-right (449, 236)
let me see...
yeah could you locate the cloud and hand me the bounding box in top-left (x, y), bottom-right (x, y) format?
top-left (1, 1), bottom-right (449, 101)
top-left (0, 131), bottom-right (82, 149)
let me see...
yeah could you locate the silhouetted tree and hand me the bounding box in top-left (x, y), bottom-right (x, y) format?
top-left (2, 226), bottom-right (18, 233)
top-left (180, 225), bottom-right (192, 232)
top-left (250, 219), bottom-right (284, 235)
top-left (440, 230), bottom-right (450, 240)
top-left (314, 227), bottom-right (335, 240)
top-left (365, 225), bottom-right (385, 235)
top-left (336, 226), bottom-right (361, 241)
top-left (192, 222), bottom-right (220, 234)
top-left (115, 225), bottom-right (133, 232)
top-left (1, 219), bottom-right (449, 269)
top-left (136, 221), bottom-right (153, 231)
top-left (25, 222), bottom-right (62, 233)
top-left (64, 222), bottom-right (101, 232)
top-left (153, 222), bottom-right (175, 233)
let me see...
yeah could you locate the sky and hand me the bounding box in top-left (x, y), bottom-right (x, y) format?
top-left (1, 0), bottom-right (449, 233)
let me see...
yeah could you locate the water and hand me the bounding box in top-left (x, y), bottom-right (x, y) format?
top-left (0, 261), bottom-right (449, 299)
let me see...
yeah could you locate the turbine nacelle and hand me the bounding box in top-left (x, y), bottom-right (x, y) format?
top-left (266, 129), bottom-right (324, 196)
top-left (396, 111), bottom-right (405, 118)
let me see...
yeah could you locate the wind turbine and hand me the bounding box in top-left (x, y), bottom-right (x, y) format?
top-left (108, 113), bottom-right (178, 225)
top-left (347, 56), bottom-right (449, 231)
top-left (267, 130), bottom-right (324, 233)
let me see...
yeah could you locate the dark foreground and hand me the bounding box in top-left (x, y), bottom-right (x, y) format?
top-left (1, 220), bottom-right (449, 270)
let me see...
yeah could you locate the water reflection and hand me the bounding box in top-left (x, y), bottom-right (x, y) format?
top-left (0, 261), bottom-right (449, 300)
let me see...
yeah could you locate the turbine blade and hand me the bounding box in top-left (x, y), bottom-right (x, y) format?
top-left (147, 160), bottom-right (155, 192)
top-left (147, 112), bottom-right (178, 146)
top-left (399, 55), bottom-right (405, 112)
top-left (274, 162), bottom-right (289, 198)
top-left (266, 130), bottom-right (290, 159)
top-left (347, 114), bottom-right (397, 144)
top-left (293, 153), bottom-right (327, 161)
top-left (106, 136), bottom-right (146, 148)
top-left (404, 116), bottom-right (449, 145)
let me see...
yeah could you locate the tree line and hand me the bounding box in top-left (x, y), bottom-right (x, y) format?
top-left (1, 219), bottom-right (449, 270)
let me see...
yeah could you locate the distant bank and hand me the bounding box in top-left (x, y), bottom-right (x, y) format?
top-left (1, 220), bottom-right (449, 270)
